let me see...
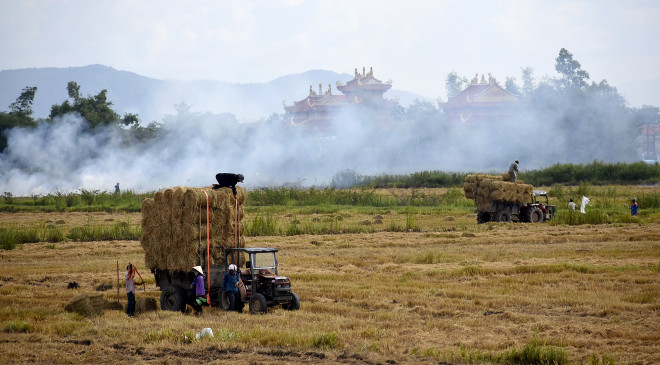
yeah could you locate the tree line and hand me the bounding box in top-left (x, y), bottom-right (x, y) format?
top-left (0, 81), bottom-right (161, 151)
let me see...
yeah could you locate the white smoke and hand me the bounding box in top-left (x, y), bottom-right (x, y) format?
top-left (0, 83), bottom-right (638, 196)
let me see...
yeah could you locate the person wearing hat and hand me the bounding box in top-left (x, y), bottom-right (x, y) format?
top-left (631, 198), bottom-right (638, 216)
top-left (222, 264), bottom-right (242, 312)
top-left (189, 266), bottom-right (207, 315)
top-left (508, 160), bottom-right (520, 182)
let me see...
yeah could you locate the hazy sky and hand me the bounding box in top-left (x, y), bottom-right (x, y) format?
top-left (1, 0), bottom-right (659, 106)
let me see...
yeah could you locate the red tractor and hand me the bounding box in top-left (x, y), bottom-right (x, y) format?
top-left (222, 247), bottom-right (300, 314)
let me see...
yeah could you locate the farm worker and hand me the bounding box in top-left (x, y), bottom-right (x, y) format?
top-left (508, 160), bottom-right (519, 182)
top-left (114, 182), bottom-right (120, 193)
top-left (568, 198), bottom-right (576, 211)
top-left (125, 263), bottom-right (142, 317)
top-left (190, 266), bottom-right (206, 315)
top-left (222, 264), bottom-right (241, 312)
top-left (580, 196), bottom-right (590, 214)
top-left (631, 199), bottom-right (638, 216)
top-left (213, 173), bottom-right (244, 195)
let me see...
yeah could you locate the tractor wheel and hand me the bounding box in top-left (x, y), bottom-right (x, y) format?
top-left (495, 210), bottom-right (511, 222)
top-left (249, 293), bottom-right (268, 315)
top-left (283, 292), bottom-right (300, 311)
top-left (477, 212), bottom-right (491, 224)
top-left (160, 285), bottom-right (186, 312)
top-left (529, 206), bottom-right (543, 223)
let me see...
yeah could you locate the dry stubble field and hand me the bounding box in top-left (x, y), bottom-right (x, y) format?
top-left (0, 210), bottom-right (659, 364)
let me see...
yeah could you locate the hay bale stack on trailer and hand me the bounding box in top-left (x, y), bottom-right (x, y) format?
top-left (140, 186), bottom-right (246, 311)
top-left (463, 174), bottom-right (554, 223)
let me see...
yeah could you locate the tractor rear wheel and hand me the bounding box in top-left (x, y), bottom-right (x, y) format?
top-left (283, 292), bottom-right (300, 310)
top-left (529, 206), bottom-right (543, 223)
top-left (249, 293), bottom-right (268, 314)
top-left (160, 285), bottom-right (186, 312)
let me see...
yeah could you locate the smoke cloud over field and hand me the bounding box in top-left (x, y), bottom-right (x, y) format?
top-left (0, 83), bottom-right (638, 196)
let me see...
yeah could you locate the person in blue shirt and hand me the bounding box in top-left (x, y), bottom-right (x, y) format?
top-left (190, 266), bottom-right (206, 315)
top-left (222, 264), bottom-right (243, 312)
top-left (631, 199), bottom-right (638, 216)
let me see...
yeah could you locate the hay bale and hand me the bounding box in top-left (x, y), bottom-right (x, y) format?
top-left (64, 294), bottom-right (119, 317)
top-left (502, 172), bottom-right (511, 181)
top-left (135, 297), bottom-right (158, 313)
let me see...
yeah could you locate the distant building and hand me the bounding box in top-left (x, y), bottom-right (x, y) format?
top-left (283, 67), bottom-right (399, 130)
top-left (439, 73), bottom-right (520, 123)
top-left (639, 124), bottom-right (660, 161)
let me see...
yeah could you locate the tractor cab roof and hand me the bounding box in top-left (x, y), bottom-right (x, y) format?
top-left (533, 190), bottom-right (548, 196)
top-left (225, 247), bottom-right (278, 254)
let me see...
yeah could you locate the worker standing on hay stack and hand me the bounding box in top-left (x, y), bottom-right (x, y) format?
top-left (125, 263), bottom-right (142, 317)
top-left (189, 266), bottom-right (207, 315)
top-left (213, 173), bottom-right (244, 195)
top-left (508, 160), bottom-right (520, 182)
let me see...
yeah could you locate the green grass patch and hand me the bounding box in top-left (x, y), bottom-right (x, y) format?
top-left (4, 320), bottom-right (32, 333)
top-left (499, 338), bottom-right (568, 364)
top-left (311, 332), bottom-right (340, 349)
top-left (67, 220), bottom-right (141, 241)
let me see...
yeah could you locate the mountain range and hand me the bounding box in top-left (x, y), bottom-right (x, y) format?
top-left (0, 65), bottom-right (427, 123)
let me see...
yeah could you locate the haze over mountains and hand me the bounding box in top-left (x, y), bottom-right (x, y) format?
top-left (0, 65), bottom-right (425, 123)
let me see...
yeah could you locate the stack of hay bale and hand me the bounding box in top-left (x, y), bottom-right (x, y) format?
top-left (141, 186), bottom-right (246, 271)
top-left (463, 174), bottom-right (534, 211)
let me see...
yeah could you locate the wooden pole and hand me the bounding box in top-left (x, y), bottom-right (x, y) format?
top-left (116, 260), bottom-right (120, 303)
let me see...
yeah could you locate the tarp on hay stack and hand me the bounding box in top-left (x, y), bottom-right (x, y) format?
top-left (140, 186), bottom-right (246, 271)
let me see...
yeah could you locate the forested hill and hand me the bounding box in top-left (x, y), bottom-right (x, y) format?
top-left (0, 65), bottom-right (423, 122)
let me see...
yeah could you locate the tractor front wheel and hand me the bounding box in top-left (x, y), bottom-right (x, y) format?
top-left (249, 293), bottom-right (268, 314)
top-left (283, 292), bottom-right (300, 311)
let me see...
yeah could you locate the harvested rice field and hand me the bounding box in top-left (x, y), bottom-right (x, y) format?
top-left (0, 210), bottom-right (659, 364)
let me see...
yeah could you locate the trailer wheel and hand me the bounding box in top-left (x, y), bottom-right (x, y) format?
top-left (477, 212), bottom-right (491, 224)
top-left (529, 207), bottom-right (543, 223)
top-left (283, 292), bottom-right (300, 311)
top-left (495, 210), bottom-right (511, 222)
top-left (249, 293), bottom-right (268, 314)
top-left (161, 285), bottom-right (186, 312)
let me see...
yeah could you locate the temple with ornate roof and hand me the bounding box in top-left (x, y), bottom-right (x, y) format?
top-left (283, 67), bottom-right (399, 130)
top-left (439, 73), bottom-right (520, 123)
top-left (639, 124), bottom-right (660, 161)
